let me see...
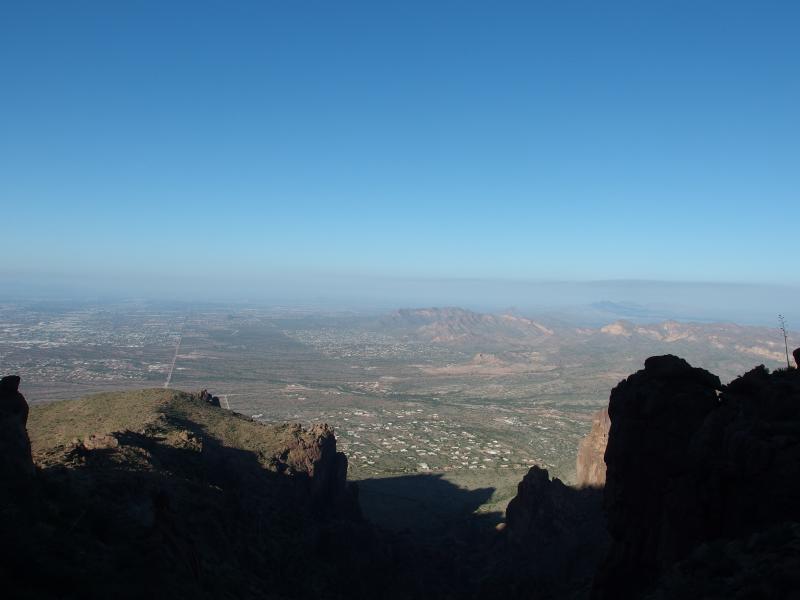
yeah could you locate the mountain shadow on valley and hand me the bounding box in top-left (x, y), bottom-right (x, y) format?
top-left (357, 473), bottom-right (500, 536)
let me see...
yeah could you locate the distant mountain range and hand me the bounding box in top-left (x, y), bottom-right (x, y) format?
top-left (379, 307), bottom-right (790, 363)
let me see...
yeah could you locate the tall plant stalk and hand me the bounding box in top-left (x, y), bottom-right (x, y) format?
top-left (779, 314), bottom-right (790, 369)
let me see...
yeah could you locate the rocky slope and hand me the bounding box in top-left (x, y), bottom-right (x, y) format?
top-left (1, 383), bottom-right (385, 599)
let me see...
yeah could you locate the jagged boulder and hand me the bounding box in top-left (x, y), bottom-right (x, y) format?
top-left (507, 466), bottom-right (581, 542)
top-left (594, 356), bottom-right (800, 599)
top-left (576, 407), bottom-right (610, 487)
top-left (0, 375), bottom-right (35, 487)
top-left (507, 463), bottom-right (608, 537)
top-left (504, 465), bottom-right (608, 591)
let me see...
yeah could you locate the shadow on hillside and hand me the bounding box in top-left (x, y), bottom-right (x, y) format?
top-left (22, 414), bottom-right (374, 600)
top-left (357, 473), bottom-right (502, 537)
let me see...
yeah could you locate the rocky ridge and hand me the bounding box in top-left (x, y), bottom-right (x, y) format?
top-left (2, 384), bottom-right (376, 599)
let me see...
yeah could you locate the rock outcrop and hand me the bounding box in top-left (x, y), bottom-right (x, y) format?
top-left (593, 355), bottom-right (800, 599)
top-left (575, 407), bottom-right (610, 487)
top-left (269, 422), bottom-right (359, 517)
top-left (196, 388), bottom-right (221, 407)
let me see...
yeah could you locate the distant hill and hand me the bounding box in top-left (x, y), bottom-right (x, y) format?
top-left (382, 307), bottom-right (554, 347)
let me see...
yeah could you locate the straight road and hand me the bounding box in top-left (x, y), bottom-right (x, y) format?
top-left (164, 332), bottom-right (182, 389)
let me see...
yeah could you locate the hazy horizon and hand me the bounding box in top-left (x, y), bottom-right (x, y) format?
top-left (2, 270), bottom-right (798, 328)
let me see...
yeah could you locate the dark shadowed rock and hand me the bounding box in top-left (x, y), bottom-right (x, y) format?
top-left (0, 375), bottom-right (35, 487)
top-left (507, 466), bottom-right (580, 542)
top-left (647, 522), bottom-right (800, 600)
top-left (502, 465), bottom-right (608, 595)
top-left (794, 346), bottom-right (800, 368)
top-left (576, 407), bottom-right (610, 487)
top-left (594, 356), bottom-right (800, 599)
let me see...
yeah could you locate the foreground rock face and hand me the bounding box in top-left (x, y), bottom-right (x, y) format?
top-left (575, 407), bottom-right (610, 487)
top-left (647, 521), bottom-right (800, 599)
top-left (0, 375), bottom-right (35, 488)
top-left (594, 355), bottom-right (800, 599)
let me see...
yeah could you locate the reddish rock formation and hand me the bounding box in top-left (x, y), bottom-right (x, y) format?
top-left (593, 355), bottom-right (800, 599)
top-left (576, 407), bottom-right (610, 487)
top-left (272, 422), bottom-right (359, 517)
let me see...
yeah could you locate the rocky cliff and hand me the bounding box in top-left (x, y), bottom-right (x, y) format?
top-left (593, 355), bottom-right (800, 599)
top-left (575, 407), bottom-right (609, 487)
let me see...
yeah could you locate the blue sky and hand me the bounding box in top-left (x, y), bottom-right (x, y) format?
top-left (1, 1), bottom-right (798, 300)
